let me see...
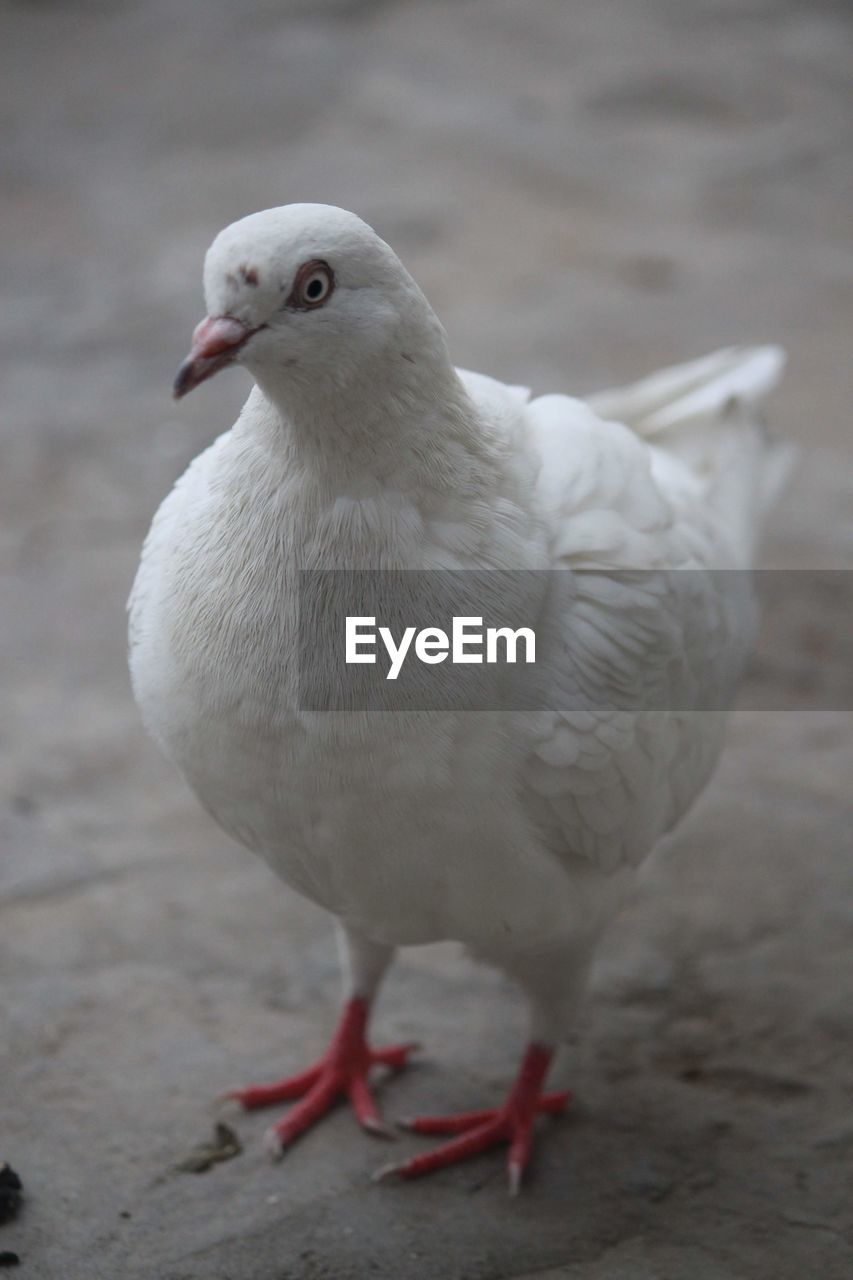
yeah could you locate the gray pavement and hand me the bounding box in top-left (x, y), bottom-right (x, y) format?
top-left (1, 1), bottom-right (852, 1277)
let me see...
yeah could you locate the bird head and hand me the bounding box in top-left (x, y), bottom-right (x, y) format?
top-left (173, 204), bottom-right (441, 402)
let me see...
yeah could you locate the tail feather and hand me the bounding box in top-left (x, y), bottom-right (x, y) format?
top-left (587, 346), bottom-right (793, 566)
top-left (587, 345), bottom-right (786, 436)
top-left (703, 399), bottom-right (794, 564)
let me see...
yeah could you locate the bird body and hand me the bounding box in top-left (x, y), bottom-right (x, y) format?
top-left (129, 205), bottom-right (787, 1183)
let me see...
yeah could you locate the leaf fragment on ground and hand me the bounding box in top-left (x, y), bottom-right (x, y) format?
top-left (173, 1123), bottom-right (243, 1174)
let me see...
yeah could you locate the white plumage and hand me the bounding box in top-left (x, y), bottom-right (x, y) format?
top-left (129, 204), bottom-right (787, 1186)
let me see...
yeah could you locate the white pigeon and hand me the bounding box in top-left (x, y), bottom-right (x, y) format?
top-left (129, 204), bottom-right (788, 1192)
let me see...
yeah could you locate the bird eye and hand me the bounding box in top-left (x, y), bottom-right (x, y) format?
top-left (304, 273), bottom-right (328, 302)
top-left (291, 261), bottom-right (334, 310)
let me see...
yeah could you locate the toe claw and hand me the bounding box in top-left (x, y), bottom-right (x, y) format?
top-left (217, 1088), bottom-right (244, 1108)
top-left (372, 1041), bottom-right (421, 1071)
top-left (361, 1116), bottom-right (396, 1140)
top-left (372, 1160), bottom-right (403, 1184)
top-left (262, 1127), bottom-right (286, 1161)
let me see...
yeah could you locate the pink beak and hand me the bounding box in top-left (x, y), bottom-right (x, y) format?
top-left (173, 316), bottom-right (256, 399)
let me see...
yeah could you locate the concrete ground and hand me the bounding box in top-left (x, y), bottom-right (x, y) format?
top-left (2, 1), bottom-right (852, 1276)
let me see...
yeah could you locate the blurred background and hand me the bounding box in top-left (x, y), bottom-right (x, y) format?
top-left (2, 2), bottom-right (852, 1278)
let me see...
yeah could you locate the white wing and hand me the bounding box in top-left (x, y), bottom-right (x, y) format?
top-left (507, 349), bottom-right (787, 873)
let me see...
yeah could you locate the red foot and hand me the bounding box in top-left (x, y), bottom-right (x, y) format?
top-left (375, 1043), bottom-right (570, 1193)
top-left (225, 997), bottom-right (417, 1156)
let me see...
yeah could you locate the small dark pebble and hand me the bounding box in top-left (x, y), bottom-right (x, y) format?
top-left (0, 1253), bottom-right (20, 1269)
top-left (0, 1165), bottom-right (22, 1224)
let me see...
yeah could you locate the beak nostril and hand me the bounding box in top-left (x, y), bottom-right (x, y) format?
top-left (191, 316), bottom-right (250, 359)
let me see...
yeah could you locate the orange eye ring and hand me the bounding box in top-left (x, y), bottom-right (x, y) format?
top-left (287, 260), bottom-right (335, 310)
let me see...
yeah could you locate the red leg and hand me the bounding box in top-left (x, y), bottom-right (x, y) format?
top-left (376, 1043), bottom-right (571, 1193)
top-left (225, 997), bottom-right (417, 1156)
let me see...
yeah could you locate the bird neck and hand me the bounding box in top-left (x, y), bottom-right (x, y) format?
top-left (248, 342), bottom-right (498, 499)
